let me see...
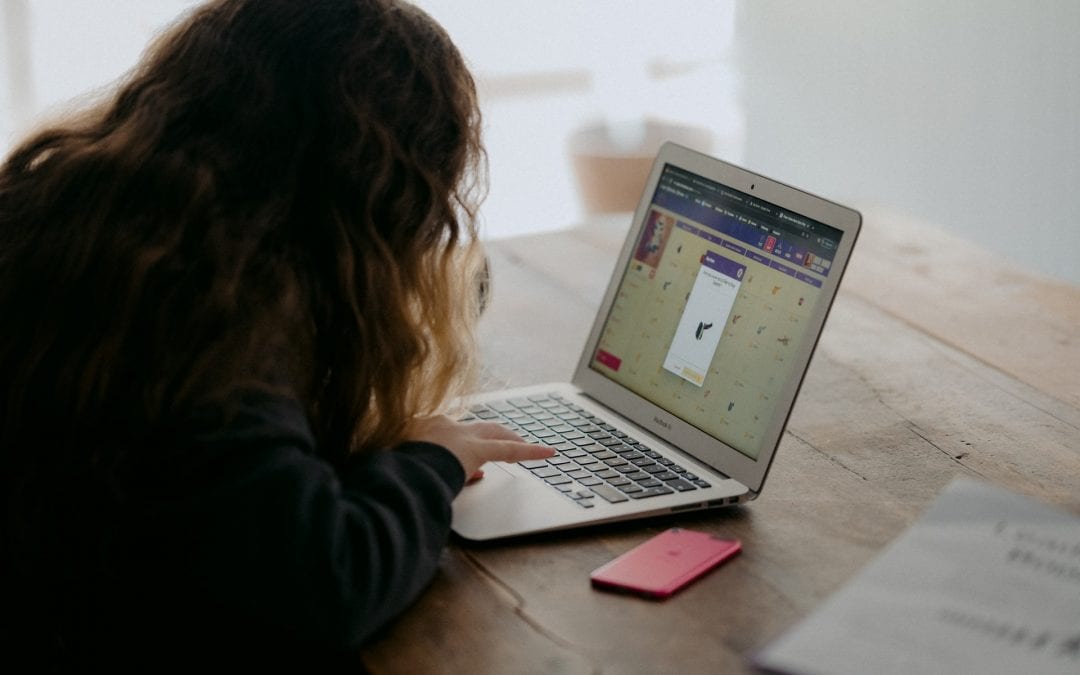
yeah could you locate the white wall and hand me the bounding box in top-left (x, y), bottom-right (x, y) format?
top-left (1, 0), bottom-right (201, 144)
top-left (417, 1), bottom-right (741, 239)
top-left (3, 1), bottom-right (1077, 283)
top-left (736, 0), bottom-right (1080, 284)
top-left (0, 0), bottom-right (739, 240)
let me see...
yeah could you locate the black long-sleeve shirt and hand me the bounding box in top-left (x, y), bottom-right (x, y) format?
top-left (2, 392), bottom-right (466, 670)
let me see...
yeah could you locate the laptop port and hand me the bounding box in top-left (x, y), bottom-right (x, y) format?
top-left (671, 502), bottom-right (704, 512)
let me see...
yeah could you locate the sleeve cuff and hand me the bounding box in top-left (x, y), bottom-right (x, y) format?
top-left (392, 440), bottom-right (467, 495)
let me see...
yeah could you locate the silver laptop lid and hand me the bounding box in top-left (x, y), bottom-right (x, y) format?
top-left (573, 142), bottom-right (861, 494)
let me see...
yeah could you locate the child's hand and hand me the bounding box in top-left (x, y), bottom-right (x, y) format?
top-left (404, 415), bottom-right (554, 481)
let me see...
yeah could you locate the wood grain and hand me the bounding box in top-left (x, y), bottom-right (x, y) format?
top-left (843, 207), bottom-right (1080, 409)
top-left (363, 212), bottom-right (1080, 674)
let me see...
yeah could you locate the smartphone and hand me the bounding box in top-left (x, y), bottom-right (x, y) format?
top-left (590, 528), bottom-right (741, 599)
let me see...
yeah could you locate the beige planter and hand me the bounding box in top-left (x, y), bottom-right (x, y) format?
top-left (568, 119), bottom-right (714, 214)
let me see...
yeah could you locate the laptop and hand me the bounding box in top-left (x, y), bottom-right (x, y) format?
top-left (452, 142), bottom-right (861, 541)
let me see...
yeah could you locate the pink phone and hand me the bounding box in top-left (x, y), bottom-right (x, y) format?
top-left (590, 528), bottom-right (741, 599)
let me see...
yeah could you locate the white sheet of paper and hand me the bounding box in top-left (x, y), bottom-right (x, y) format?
top-left (755, 478), bottom-right (1080, 675)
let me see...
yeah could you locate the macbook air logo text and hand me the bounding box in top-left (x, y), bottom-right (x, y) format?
top-left (653, 416), bottom-right (672, 430)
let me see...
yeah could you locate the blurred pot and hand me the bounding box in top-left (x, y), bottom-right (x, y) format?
top-left (568, 118), bottom-right (714, 214)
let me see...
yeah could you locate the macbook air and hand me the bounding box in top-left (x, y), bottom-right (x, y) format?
top-left (453, 142), bottom-right (861, 540)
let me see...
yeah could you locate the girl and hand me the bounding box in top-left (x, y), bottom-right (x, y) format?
top-left (0, 0), bottom-right (550, 668)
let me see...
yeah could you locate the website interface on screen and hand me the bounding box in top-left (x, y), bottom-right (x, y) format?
top-left (590, 165), bottom-right (843, 460)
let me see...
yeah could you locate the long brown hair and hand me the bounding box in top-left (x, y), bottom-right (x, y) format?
top-left (0, 0), bottom-right (485, 470)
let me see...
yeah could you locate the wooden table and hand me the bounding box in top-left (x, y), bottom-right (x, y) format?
top-left (363, 209), bottom-right (1080, 674)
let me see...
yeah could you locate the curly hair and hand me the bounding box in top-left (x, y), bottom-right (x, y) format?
top-left (0, 0), bottom-right (486, 472)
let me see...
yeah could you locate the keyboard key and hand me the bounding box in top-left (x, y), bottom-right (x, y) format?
top-left (667, 479), bottom-right (697, 492)
top-left (544, 475), bottom-right (572, 486)
top-left (531, 467), bottom-right (561, 479)
top-left (593, 469), bottom-right (619, 480)
top-left (617, 482), bottom-right (644, 494)
top-left (607, 476), bottom-right (631, 487)
top-left (578, 477), bottom-right (603, 487)
top-left (519, 460), bottom-right (550, 470)
top-left (636, 478), bottom-right (663, 489)
top-left (692, 480), bottom-right (712, 489)
top-left (589, 484), bottom-right (629, 503)
top-left (629, 486), bottom-right (674, 499)
top-left (566, 470), bottom-right (591, 480)
top-left (654, 472), bottom-right (677, 481)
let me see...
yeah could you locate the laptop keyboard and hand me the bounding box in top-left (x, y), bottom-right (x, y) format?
top-left (460, 393), bottom-right (712, 509)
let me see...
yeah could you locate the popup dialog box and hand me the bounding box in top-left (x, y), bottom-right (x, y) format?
top-left (663, 251), bottom-right (745, 386)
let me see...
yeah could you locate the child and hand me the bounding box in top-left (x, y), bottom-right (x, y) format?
top-left (0, 0), bottom-right (551, 668)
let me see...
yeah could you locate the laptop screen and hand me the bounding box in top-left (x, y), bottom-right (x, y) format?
top-left (589, 163), bottom-right (844, 461)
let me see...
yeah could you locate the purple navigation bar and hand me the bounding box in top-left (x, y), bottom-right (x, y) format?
top-left (703, 251), bottom-right (746, 281)
top-left (677, 220), bottom-right (823, 289)
top-left (656, 187), bottom-right (835, 277)
top-left (796, 271), bottom-right (823, 288)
